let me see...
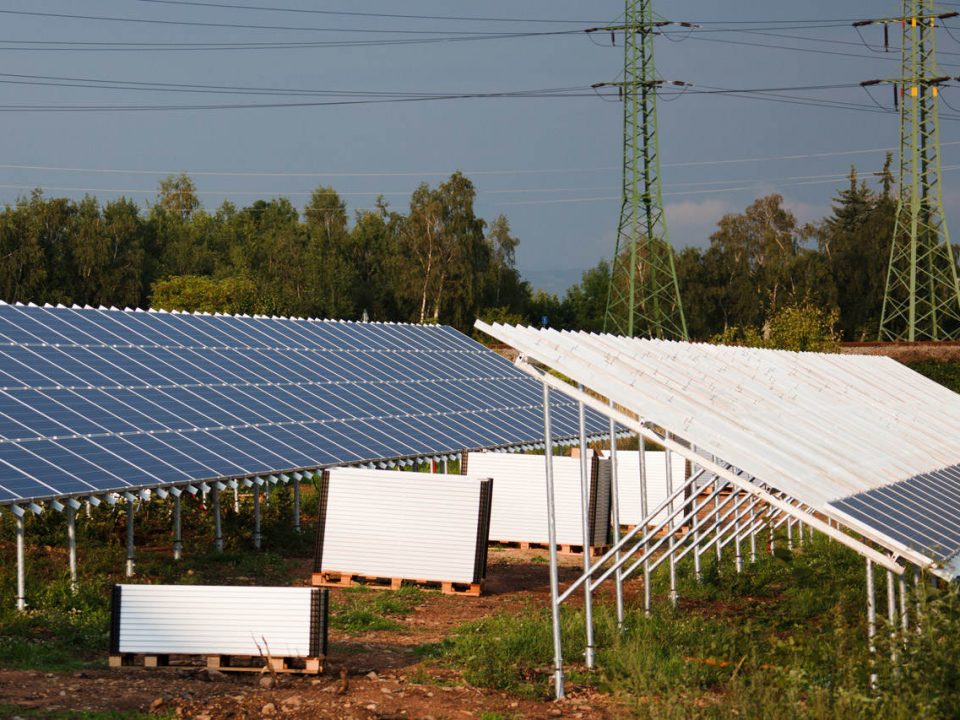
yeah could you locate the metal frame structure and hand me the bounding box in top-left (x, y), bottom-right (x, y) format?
top-left (477, 321), bottom-right (959, 699)
top-left (594, 0), bottom-right (688, 340)
top-left (859, 2), bottom-right (960, 340)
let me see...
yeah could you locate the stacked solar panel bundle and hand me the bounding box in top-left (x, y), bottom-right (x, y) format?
top-left (464, 452), bottom-right (611, 548)
top-left (605, 451), bottom-right (688, 527)
top-left (109, 585), bottom-right (328, 659)
top-left (313, 468), bottom-right (493, 586)
top-left (0, 303), bottom-right (608, 508)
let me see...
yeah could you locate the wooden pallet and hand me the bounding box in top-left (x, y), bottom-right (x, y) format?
top-left (108, 653), bottom-right (323, 674)
top-left (491, 540), bottom-right (608, 558)
top-left (311, 571), bottom-right (482, 597)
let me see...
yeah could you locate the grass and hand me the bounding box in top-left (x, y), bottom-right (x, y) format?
top-left (430, 536), bottom-right (960, 718)
top-left (329, 584), bottom-right (424, 633)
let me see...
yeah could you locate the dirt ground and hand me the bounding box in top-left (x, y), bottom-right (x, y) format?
top-left (0, 549), bottom-right (629, 720)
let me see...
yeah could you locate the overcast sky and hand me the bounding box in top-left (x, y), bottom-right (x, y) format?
top-left (0, 1), bottom-right (955, 293)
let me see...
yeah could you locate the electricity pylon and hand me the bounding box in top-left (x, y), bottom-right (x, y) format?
top-left (592, 0), bottom-right (688, 339)
top-left (858, 2), bottom-right (960, 341)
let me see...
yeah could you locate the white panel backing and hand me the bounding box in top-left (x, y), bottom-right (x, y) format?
top-left (611, 451), bottom-right (687, 526)
top-left (318, 468), bottom-right (489, 584)
top-left (115, 585), bottom-right (316, 656)
top-left (466, 452), bottom-right (611, 546)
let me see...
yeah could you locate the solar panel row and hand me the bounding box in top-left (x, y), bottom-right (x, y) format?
top-left (0, 303), bottom-right (604, 505)
top-left (831, 466), bottom-right (960, 566)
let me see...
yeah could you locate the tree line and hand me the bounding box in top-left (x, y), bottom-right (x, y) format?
top-left (0, 158), bottom-right (906, 341)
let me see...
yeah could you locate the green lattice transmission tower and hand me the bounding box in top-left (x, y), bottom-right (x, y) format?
top-left (594, 0), bottom-right (688, 339)
top-left (860, 2), bottom-right (960, 340)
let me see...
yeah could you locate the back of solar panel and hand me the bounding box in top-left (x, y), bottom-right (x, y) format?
top-left (313, 467), bottom-right (493, 585)
top-left (463, 452), bottom-right (611, 547)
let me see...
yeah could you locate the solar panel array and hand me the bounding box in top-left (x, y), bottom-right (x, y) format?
top-left (0, 303), bottom-right (605, 506)
top-left (831, 467), bottom-right (960, 570)
top-left (479, 321), bottom-right (960, 578)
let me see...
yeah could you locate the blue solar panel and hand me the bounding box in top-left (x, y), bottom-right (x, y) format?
top-left (0, 303), bottom-right (608, 505)
top-left (830, 465), bottom-right (960, 573)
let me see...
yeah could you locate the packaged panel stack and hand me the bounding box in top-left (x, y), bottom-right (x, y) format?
top-left (313, 468), bottom-right (492, 595)
top-left (463, 452), bottom-right (611, 548)
top-left (606, 450), bottom-right (688, 527)
top-left (109, 584), bottom-right (328, 673)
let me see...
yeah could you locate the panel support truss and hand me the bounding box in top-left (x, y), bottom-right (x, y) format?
top-left (529, 363), bottom-right (910, 700)
top-left (867, 2), bottom-right (960, 340)
top-left (597, 0), bottom-right (687, 340)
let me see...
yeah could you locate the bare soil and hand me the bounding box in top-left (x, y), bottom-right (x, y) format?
top-left (0, 548), bottom-right (629, 720)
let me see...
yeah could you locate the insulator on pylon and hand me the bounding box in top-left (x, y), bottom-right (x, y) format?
top-left (894, 84), bottom-right (899, 110)
top-left (611, 32), bottom-right (616, 46)
top-left (884, 25), bottom-right (889, 52)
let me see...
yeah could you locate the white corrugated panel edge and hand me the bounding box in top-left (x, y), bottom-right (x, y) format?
top-left (464, 452), bottom-right (610, 546)
top-left (111, 585), bottom-right (325, 657)
top-left (315, 468), bottom-right (492, 584)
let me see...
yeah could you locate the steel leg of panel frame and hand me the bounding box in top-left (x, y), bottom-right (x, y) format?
top-left (16, 514), bottom-right (25, 611)
top-left (173, 494), bottom-right (183, 560)
top-left (769, 520), bottom-right (775, 556)
top-left (67, 506), bottom-right (77, 591)
top-left (125, 498), bottom-right (135, 578)
top-left (253, 485), bottom-right (262, 550)
top-left (787, 518), bottom-right (793, 550)
top-left (233, 487), bottom-right (240, 513)
top-left (639, 434), bottom-right (651, 615)
top-left (212, 487), bottom-right (223, 552)
top-left (899, 575), bottom-right (909, 636)
top-left (867, 559), bottom-right (877, 689)
top-left (576, 391), bottom-right (595, 669)
top-left (542, 383), bottom-right (565, 700)
top-left (734, 499), bottom-right (743, 574)
top-left (887, 570), bottom-right (898, 665)
top-left (749, 506), bottom-right (758, 564)
top-left (608, 408), bottom-right (624, 628)
top-left (293, 477), bottom-right (301, 533)
top-left (913, 567), bottom-right (922, 633)
top-left (714, 492), bottom-right (722, 564)
top-left (664, 441), bottom-right (677, 608)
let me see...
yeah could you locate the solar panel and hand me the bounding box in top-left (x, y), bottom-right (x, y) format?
top-left (0, 303), bottom-right (606, 506)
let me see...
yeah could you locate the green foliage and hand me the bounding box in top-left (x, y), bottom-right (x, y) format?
top-left (432, 539), bottom-right (960, 718)
top-left (907, 361), bottom-right (960, 393)
top-left (150, 274), bottom-right (261, 314)
top-left (330, 585), bottom-right (423, 634)
top-left (0, 706), bottom-right (170, 720)
top-left (711, 304), bottom-right (841, 352)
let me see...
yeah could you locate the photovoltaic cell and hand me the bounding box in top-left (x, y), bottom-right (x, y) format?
top-left (0, 304), bottom-right (606, 505)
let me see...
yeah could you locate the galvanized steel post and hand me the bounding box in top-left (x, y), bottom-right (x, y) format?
top-left (173, 493), bottom-right (183, 561)
top-left (67, 506), bottom-right (77, 591)
top-left (867, 558), bottom-right (877, 689)
top-left (16, 514), bottom-right (25, 611)
top-left (542, 383), bottom-right (565, 700)
top-left (639, 434), bottom-right (651, 615)
top-left (125, 497), bottom-right (136, 578)
top-left (577, 389), bottom-right (596, 669)
top-left (887, 569), bottom-right (898, 664)
top-left (212, 486), bottom-right (223, 553)
top-left (253, 482), bottom-right (262, 550)
top-left (293, 477), bottom-right (301, 533)
top-left (664, 442), bottom-right (677, 608)
top-left (608, 407), bottom-right (625, 628)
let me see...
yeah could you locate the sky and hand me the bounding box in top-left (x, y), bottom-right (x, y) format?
top-left (0, 1), bottom-right (957, 294)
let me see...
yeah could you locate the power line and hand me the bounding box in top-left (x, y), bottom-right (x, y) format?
top-left (130, 0), bottom-right (603, 25)
top-left (0, 8), bottom-right (588, 36)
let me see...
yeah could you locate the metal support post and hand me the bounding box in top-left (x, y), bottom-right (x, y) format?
top-left (899, 574), bottom-right (909, 635)
top-left (714, 491), bottom-right (722, 563)
top-left (576, 391), bottom-right (596, 669)
top-left (125, 497), bottom-right (135, 578)
top-left (253, 483), bottom-right (262, 550)
top-left (787, 518), bottom-right (794, 550)
top-left (867, 559), bottom-right (877, 689)
top-left (173, 493), bottom-right (183, 560)
top-left (16, 514), bottom-right (25, 611)
top-left (67, 506), bottom-right (77, 591)
top-left (293, 477), bottom-right (301, 533)
top-left (233, 487), bottom-right (240, 513)
top-left (769, 519), bottom-right (775, 556)
top-left (543, 383), bottom-right (565, 700)
top-left (664, 441), bottom-right (677, 608)
top-left (887, 569), bottom-right (898, 665)
top-left (734, 496), bottom-right (743, 573)
top-left (212, 486), bottom-right (223, 553)
top-left (608, 408), bottom-right (625, 628)
top-left (639, 434), bottom-right (651, 615)
top-left (749, 505), bottom-right (758, 563)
